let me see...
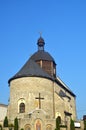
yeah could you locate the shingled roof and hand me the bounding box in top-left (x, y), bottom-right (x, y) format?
top-left (30, 50), bottom-right (56, 64)
top-left (8, 59), bottom-right (53, 84)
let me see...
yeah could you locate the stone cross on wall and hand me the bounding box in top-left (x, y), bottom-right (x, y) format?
top-left (35, 93), bottom-right (44, 109)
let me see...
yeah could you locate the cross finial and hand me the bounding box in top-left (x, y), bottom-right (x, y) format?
top-left (39, 31), bottom-right (42, 37)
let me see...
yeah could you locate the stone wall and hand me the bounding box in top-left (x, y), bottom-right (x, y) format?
top-left (0, 104), bottom-right (7, 125)
top-left (8, 76), bottom-right (77, 129)
top-left (1, 120), bottom-right (85, 130)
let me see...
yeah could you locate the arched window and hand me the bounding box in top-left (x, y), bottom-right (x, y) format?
top-left (26, 126), bottom-right (31, 130)
top-left (19, 102), bottom-right (25, 113)
top-left (46, 125), bottom-right (52, 130)
top-left (36, 120), bottom-right (41, 130)
top-left (25, 125), bottom-right (31, 130)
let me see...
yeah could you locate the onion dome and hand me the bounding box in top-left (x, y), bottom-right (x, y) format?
top-left (37, 36), bottom-right (45, 51)
top-left (37, 36), bottom-right (45, 46)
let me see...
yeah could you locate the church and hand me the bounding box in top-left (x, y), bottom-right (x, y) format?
top-left (1, 36), bottom-right (77, 130)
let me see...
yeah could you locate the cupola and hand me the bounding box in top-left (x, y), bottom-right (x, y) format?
top-left (30, 36), bottom-right (56, 77)
top-left (37, 36), bottom-right (45, 51)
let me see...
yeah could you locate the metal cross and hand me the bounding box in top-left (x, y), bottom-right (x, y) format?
top-left (39, 31), bottom-right (42, 37)
top-left (35, 93), bottom-right (44, 109)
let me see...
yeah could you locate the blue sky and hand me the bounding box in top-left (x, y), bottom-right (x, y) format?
top-left (0, 0), bottom-right (86, 119)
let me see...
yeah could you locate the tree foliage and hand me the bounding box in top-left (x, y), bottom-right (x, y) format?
top-left (84, 120), bottom-right (86, 130)
top-left (70, 119), bottom-right (75, 130)
top-left (55, 116), bottom-right (60, 130)
top-left (14, 117), bottom-right (19, 130)
top-left (3, 116), bottom-right (8, 127)
top-left (0, 124), bottom-right (2, 130)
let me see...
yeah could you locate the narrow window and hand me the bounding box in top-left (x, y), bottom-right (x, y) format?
top-left (19, 102), bottom-right (25, 113)
top-left (36, 120), bottom-right (41, 130)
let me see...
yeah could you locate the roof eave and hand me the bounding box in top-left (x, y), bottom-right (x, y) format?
top-left (55, 77), bottom-right (76, 97)
top-left (8, 75), bottom-right (54, 85)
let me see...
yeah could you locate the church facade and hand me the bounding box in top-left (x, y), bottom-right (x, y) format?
top-left (6, 36), bottom-right (76, 130)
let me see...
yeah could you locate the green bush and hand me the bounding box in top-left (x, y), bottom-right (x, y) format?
top-left (60, 125), bottom-right (67, 128)
top-left (14, 117), bottom-right (19, 130)
top-left (9, 123), bottom-right (14, 127)
top-left (55, 117), bottom-right (60, 130)
top-left (70, 119), bottom-right (75, 130)
top-left (9, 128), bottom-right (12, 130)
top-left (3, 116), bottom-right (8, 127)
top-left (84, 120), bottom-right (86, 130)
top-left (0, 124), bottom-right (2, 130)
top-left (20, 128), bottom-right (24, 130)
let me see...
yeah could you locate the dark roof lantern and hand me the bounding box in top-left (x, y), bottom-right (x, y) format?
top-left (30, 51), bottom-right (56, 64)
top-left (37, 36), bottom-right (45, 51)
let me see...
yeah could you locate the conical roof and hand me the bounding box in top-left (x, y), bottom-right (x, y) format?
top-left (8, 59), bottom-right (53, 84)
top-left (30, 50), bottom-right (56, 64)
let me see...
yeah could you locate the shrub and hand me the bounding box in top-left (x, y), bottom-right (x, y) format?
top-left (55, 117), bottom-right (60, 130)
top-left (60, 125), bottom-right (67, 128)
top-left (0, 124), bottom-right (2, 130)
top-left (70, 119), bottom-right (75, 130)
top-left (20, 128), bottom-right (24, 130)
top-left (3, 116), bottom-right (8, 127)
top-left (84, 120), bottom-right (86, 130)
top-left (9, 123), bottom-right (14, 127)
top-left (14, 117), bottom-right (18, 130)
